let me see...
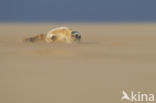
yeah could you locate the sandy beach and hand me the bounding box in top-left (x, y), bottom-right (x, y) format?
top-left (0, 23), bottom-right (156, 103)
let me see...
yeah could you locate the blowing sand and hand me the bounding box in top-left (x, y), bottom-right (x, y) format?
top-left (0, 23), bottom-right (156, 103)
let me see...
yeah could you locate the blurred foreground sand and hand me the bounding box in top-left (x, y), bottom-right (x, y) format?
top-left (0, 23), bottom-right (156, 103)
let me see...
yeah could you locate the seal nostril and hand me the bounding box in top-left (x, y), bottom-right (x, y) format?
top-left (79, 36), bottom-right (81, 39)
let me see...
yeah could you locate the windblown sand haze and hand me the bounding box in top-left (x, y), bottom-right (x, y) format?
top-left (0, 23), bottom-right (156, 103)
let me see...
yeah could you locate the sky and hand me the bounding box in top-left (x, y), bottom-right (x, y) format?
top-left (0, 0), bottom-right (156, 22)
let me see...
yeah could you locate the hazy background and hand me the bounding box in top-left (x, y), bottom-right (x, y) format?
top-left (0, 0), bottom-right (156, 22)
top-left (1, 0), bottom-right (156, 103)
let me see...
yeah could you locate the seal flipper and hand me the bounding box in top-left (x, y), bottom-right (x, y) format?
top-left (24, 33), bottom-right (47, 42)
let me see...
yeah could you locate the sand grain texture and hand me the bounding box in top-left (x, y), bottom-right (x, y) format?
top-left (0, 23), bottom-right (156, 103)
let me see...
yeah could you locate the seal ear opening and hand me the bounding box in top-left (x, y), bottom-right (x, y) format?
top-left (51, 36), bottom-right (57, 41)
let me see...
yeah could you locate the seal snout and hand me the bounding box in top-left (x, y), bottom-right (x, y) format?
top-left (75, 34), bottom-right (81, 39)
top-left (71, 31), bottom-right (81, 40)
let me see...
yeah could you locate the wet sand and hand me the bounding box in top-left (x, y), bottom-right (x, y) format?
top-left (0, 23), bottom-right (156, 103)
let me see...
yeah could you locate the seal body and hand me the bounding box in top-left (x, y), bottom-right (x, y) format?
top-left (24, 27), bottom-right (81, 43)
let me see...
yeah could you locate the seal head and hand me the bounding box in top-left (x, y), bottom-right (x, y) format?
top-left (71, 31), bottom-right (81, 42)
